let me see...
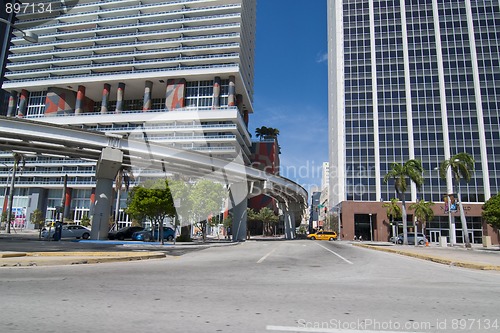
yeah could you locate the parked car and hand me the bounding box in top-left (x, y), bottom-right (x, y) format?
top-left (42, 225), bottom-right (91, 240)
top-left (108, 226), bottom-right (145, 240)
top-left (132, 227), bottom-right (175, 242)
top-left (307, 230), bottom-right (337, 241)
top-left (391, 233), bottom-right (427, 245)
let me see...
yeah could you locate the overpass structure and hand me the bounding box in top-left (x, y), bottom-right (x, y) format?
top-left (0, 116), bottom-right (307, 241)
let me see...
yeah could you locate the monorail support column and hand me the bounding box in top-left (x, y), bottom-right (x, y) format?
top-left (281, 201), bottom-right (295, 240)
top-left (228, 181), bottom-right (248, 242)
top-left (90, 147), bottom-right (123, 240)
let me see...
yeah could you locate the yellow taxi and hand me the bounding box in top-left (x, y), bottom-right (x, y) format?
top-left (307, 230), bottom-right (337, 241)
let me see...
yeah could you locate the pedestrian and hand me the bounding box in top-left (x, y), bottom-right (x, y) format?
top-left (359, 235), bottom-right (363, 242)
top-left (227, 226), bottom-right (231, 240)
top-left (353, 235), bottom-right (357, 241)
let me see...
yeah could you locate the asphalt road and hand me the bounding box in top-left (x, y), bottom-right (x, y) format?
top-left (0, 240), bottom-right (499, 333)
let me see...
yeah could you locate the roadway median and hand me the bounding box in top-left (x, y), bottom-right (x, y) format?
top-left (0, 251), bottom-right (167, 267)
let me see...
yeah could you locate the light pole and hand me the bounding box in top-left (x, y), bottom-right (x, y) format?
top-left (1, 163), bottom-right (12, 231)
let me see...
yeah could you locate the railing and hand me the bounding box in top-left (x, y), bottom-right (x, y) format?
top-left (9, 43), bottom-right (240, 66)
top-left (17, 1), bottom-right (240, 25)
top-left (9, 33), bottom-right (240, 58)
top-left (7, 53), bottom-right (240, 76)
top-left (13, 13), bottom-right (241, 47)
top-left (24, 106), bottom-right (240, 119)
top-left (4, 63), bottom-right (240, 84)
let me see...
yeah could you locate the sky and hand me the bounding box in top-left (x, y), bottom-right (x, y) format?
top-left (250, 0), bottom-right (328, 196)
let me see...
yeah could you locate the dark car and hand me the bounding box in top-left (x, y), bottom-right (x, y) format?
top-left (108, 226), bottom-right (145, 240)
top-left (132, 227), bottom-right (176, 242)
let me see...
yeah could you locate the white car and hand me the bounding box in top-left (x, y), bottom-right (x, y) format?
top-left (42, 225), bottom-right (91, 240)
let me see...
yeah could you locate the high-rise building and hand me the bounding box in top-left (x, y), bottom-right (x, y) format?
top-left (328, 0), bottom-right (499, 244)
top-left (0, 0), bottom-right (256, 229)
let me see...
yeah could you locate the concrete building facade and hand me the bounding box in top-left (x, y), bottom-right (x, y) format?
top-left (0, 0), bottom-right (257, 230)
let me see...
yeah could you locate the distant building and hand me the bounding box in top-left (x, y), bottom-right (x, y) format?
top-left (328, 0), bottom-right (499, 244)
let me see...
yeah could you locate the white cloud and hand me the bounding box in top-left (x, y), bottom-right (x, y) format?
top-left (316, 52), bottom-right (328, 63)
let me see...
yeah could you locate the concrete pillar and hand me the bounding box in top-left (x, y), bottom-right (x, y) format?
top-left (165, 78), bottom-right (186, 111)
top-left (213, 76), bottom-right (221, 109)
top-left (7, 91), bottom-right (18, 117)
top-left (143, 80), bottom-right (153, 111)
top-left (89, 187), bottom-right (96, 218)
top-left (25, 188), bottom-right (48, 230)
top-left (90, 148), bottom-right (123, 240)
top-left (100, 83), bottom-right (111, 114)
top-left (75, 85), bottom-right (86, 114)
top-left (228, 76), bottom-right (236, 106)
top-left (228, 181), bottom-right (248, 242)
top-left (281, 201), bottom-right (295, 240)
top-left (64, 187), bottom-right (72, 220)
top-left (17, 89), bottom-right (29, 117)
top-left (115, 82), bottom-right (125, 113)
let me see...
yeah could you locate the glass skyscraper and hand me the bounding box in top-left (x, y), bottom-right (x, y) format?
top-left (328, 0), bottom-right (499, 243)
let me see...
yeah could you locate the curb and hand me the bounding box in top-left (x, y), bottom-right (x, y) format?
top-left (0, 251), bottom-right (167, 267)
top-left (353, 243), bottom-right (500, 271)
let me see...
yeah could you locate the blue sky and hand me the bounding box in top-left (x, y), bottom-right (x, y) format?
top-left (251, 0), bottom-right (328, 194)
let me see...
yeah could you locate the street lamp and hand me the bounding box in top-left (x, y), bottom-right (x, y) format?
top-left (0, 17), bottom-right (38, 43)
top-left (1, 163), bottom-right (12, 230)
top-left (5, 153), bottom-right (24, 234)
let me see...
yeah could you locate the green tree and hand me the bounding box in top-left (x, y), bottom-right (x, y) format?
top-left (255, 126), bottom-right (280, 141)
top-left (482, 193), bottom-right (500, 230)
top-left (382, 198), bottom-right (402, 241)
top-left (30, 209), bottom-right (45, 239)
top-left (440, 152), bottom-right (475, 248)
top-left (80, 215), bottom-right (91, 227)
top-left (409, 199), bottom-right (434, 237)
top-left (167, 178), bottom-right (193, 239)
top-left (126, 179), bottom-right (176, 244)
top-left (383, 159), bottom-right (424, 245)
top-left (190, 180), bottom-right (226, 241)
top-left (252, 207), bottom-right (279, 236)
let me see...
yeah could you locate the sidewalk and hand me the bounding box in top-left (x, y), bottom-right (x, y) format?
top-left (352, 241), bottom-right (500, 271)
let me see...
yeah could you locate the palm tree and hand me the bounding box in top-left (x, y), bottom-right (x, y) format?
top-left (409, 199), bottom-right (434, 239)
top-left (383, 159), bottom-right (424, 245)
top-left (382, 198), bottom-right (402, 242)
top-left (112, 167), bottom-right (134, 231)
top-left (255, 126), bottom-right (269, 140)
top-left (440, 152), bottom-right (475, 248)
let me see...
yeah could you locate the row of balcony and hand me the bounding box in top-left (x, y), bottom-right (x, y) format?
top-left (18, 1), bottom-right (240, 26)
top-left (12, 22), bottom-right (241, 51)
top-left (10, 33), bottom-right (240, 59)
top-left (4, 63), bottom-right (240, 84)
top-left (6, 53), bottom-right (240, 78)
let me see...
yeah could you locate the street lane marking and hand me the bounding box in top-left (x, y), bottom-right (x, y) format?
top-left (257, 247), bottom-right (278, 264)
top-left (266, 325), bottom-right (422, 333)
top-left (315, 243), bottom-right (353, 265)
